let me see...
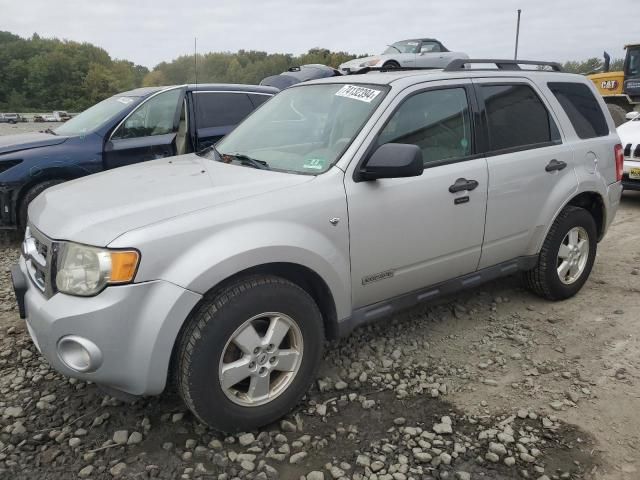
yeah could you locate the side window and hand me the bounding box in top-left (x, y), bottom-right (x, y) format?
top-left (249, 94), bottom-right (271, 108)
top-left (194, 92), bottom-right (254, 129)
top-left (420, 41), bottom-right (441, 53)
top-left (377, 88), bottom-right (472, 166)
top-left (481, 84), bottom-right (560, 152)
top-left (112, 89), bottom-right (182, 139)
top-left (547, 82), bottom-right (608, 139)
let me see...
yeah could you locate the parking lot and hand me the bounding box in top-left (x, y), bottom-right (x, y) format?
top-left (0, 122), bottom-right (638, 479)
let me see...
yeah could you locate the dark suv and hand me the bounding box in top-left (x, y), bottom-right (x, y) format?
top-left (0, 84), bottom-right (277, 229)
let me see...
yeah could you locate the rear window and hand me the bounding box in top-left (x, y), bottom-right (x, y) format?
top-left (481, 84), bottom-right (560, 152)
top-left (548, 82), bottom-right (608, 139)
top-left (194, 92), bottom-right (255, 129)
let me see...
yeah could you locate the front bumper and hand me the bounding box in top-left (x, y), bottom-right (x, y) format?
top-left (13, 256), bottom-right (202, 396)
top-left (622, 159), bottom-right (640, 191)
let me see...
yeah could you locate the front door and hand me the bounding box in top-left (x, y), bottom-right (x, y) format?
top-left (345, 82), bottom-right (489, 308)
top-left (103, 87), bottom-right (185, 169)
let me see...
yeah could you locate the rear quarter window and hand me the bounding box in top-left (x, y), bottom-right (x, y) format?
top-left (194, 92), bottom-right (255, 129)
top-left (547, 82), bottom-right (609, 139)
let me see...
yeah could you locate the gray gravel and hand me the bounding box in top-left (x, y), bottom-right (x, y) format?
top-left (0, 237), bottom-right (597, 480)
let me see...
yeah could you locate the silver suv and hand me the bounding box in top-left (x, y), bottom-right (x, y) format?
top-left (12, 59), bottom-right (624, 432)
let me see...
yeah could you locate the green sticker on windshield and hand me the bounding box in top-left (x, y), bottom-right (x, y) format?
top-left (303, 158), bottom-right (326, 171)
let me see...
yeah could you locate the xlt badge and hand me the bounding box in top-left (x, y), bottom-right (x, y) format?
top-left (362, 270), bottom-right (394, 285)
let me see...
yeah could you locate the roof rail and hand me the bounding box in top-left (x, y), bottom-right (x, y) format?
top-left (345, 66), bottom-right (441, 75)
top-left (444, 59), bottom-right (563, 72)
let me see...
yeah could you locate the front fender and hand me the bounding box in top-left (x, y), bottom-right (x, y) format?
top-left (112, 219), bottom-right (351, 320)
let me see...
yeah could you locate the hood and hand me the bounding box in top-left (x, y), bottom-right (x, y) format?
top-left (339, 56), bottom-right (381, 70)
top-left (0, 132), bottom-right (68, 155)
top-left (617, 119), bottom-right (640, 145)
top-left (29, 153), bottom-right (313, 246)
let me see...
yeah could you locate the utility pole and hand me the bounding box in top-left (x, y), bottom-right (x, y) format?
top-left (514, 9), bottom-right (522, 60)
top-left (194, 38), bottom-right (198, 85)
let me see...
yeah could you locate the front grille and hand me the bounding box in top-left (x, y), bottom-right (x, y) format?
top-left (635, 145), bottom-right (640, 159)
top-left (624, 144), bottom-right (632, 157)
top-left (23, 225), bottom-right (56, 298)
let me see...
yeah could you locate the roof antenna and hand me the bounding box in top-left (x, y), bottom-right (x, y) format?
top-left (194, 37), bottom-right (198, 86)
top-left (193, 37), bottom-right (199, 150)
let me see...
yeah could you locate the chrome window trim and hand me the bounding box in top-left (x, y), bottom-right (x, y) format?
top-left (192, 91), bottom-right (274, 96)
top-left (108, 85), bottom-right (187, 142)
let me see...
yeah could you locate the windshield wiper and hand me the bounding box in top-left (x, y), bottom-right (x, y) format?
top-left (222, 152), bottom-right (270, 170)
top-left (42, 128), bottom-right (57, 136)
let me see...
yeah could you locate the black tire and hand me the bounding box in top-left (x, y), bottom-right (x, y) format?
top-left (523, 206), bottom-right (597, 300)
top-left (18, 180), bottom-right (65, 230)
top-left (606, 103), bottom-right (629, 127)
top-left (382, 61), bottom-right (400, 70)
top-left (176, 275), bottom-right (324, 432)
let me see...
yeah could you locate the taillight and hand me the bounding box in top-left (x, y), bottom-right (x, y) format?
top-left (614, 144), bottom-right (624, 182)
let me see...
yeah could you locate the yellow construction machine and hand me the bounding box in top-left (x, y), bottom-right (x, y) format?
top-left (588, 43), bottom-right (640, 125)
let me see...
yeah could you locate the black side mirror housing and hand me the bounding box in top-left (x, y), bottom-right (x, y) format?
top-left (358, 143), bottom-right (424, 181)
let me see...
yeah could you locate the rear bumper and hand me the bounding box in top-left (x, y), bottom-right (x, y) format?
top-left (604, 181), bottom-right (623, 237)
top-left (14, 256), bottom-right (202, 396)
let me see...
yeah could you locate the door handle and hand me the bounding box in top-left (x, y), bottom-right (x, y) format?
top-left (545, 159), bottom-right (567, 172)
top-left (449, 178), bottom-right (479, 193)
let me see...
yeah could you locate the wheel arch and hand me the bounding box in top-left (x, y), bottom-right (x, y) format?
top-left (533, 190), bottom-right (606, 256)
top-left (196, 262), bottom-right (340, 340)
top-left (566, 191), bottom-right (605, 240)
top-left (167, 262), bottom-right (340, 392)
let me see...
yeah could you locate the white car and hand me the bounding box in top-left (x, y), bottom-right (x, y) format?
top-left (617, 111), bottom-right (640, 190)
top-left (339, 38), bottom-right (468, 73)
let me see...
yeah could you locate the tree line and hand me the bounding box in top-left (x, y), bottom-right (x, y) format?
top-left (0, 31), bottom-right (148, 112)
top-left (0, 31), bottom-right (625, 112)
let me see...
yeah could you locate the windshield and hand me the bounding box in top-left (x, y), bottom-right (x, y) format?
top-left (213, 83), bottom-right (387, 174)
top-left (627, 47), bottom-right (640, 77)
top-left (383, 40), bottom-right (421, 54)
top-left (54, 95), bottom-right (140, 136)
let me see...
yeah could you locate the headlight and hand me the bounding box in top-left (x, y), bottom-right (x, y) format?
top-left (55, 243), bottom-right (140, 296)
top-left (359, 58), bottom-right (381, 67)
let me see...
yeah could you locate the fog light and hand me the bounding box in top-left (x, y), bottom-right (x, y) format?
top-left (57, 336), bottom-right (102, 373)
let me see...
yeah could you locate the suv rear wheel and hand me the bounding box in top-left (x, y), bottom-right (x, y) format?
top-left (176, 275), bottom-right (324, 432)
top-left (523, 206), bottom-right (597, 300)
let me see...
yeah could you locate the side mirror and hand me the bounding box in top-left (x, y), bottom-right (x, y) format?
top-left (625, 111), bottom-right (640, 121)
top-left (358, 143), bottom-right (423, 181)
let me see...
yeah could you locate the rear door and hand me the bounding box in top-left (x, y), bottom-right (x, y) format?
top-left (103, 87), bottom-right (185, 169)
top-left (192, 91), bottom-right (263, 150)
top-left (473, 79), bottom-right (577, 269)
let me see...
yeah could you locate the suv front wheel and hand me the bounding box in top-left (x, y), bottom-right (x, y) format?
top-left (523, 206), bottom-right (597, 300)
top-left (176, 275), bottom-right (324, 432)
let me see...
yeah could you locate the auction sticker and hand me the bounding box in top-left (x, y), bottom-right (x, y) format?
top-left (335, 85), bottom-right (381, 103)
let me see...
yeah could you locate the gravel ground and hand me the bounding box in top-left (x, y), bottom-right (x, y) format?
top-left (0, 122), bottom-right (639, 479)
top-left (0, 122), bottom-right (64, 137)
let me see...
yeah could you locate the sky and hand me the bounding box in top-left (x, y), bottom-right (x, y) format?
top-left (2, 0), bottom-right (639, 69)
